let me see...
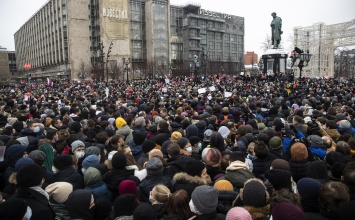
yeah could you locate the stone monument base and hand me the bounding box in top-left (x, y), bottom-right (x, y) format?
top-left (261, 48), bottom-right (288, 75)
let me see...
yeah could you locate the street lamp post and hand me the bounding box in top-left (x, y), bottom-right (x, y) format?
top-left (124, 58), bottom-right (130, 83)
top-left (290, 47), bottom-right (312, 79)
top-left (23, 63), bottom-right (31, 83)
top-left (193, 55), bottom-right (200, 77)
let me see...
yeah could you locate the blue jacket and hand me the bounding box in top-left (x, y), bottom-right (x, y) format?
top-left (309, 146), bottom-right (326, 159)
top-left (283, 137), bottom-right (292, 155)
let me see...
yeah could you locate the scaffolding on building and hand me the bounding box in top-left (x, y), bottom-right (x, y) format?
top-left (293, 19), bottom-right (355, 78)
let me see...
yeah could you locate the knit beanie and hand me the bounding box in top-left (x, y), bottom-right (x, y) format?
top-left (53, 154), bottom-right (73, 170)
top-left (177, 137), bottom-right (189, 149)
top-left (154, 133), bottom-right (169, 147)
top-left (191, 186), bottom-right (219, 214)
top-left (241, 178), bottom-right (269, 207)
top-left (214, 180), bottom-right (233, 191)
top-left (226, 207), bottom-right (252, 220)
top-left (269, 136), bottom-right (282, 150)
top-left (45, 182), bottom-right (73, 203)
top-left (133, 130), bottom-right (146, 145)
top-left (339, 120), bottom-right (351, 129)
top-left (185, 124), bottom-right (198, 138)
top-left (270, 159), bottom-right (290, 171)
top-left (308, 135), bottom-right (324, 148)
top-left (114, 194), bottom-right (139, 217)
top-left (146, 157), bottom-right (163, 176)
top-left (133, 203), bottom-right (156, 220)
top-left (28, 150), bottom-right (46, 166)
top-left (218, 126), bottom-right (230, 139)
top-left (265, 169), bottom-right (292, 190)
top-left (142, 140), bottom-right (156, 154)
top-left (16, 163), bottom-right (45, 187)
top-left (185, 159), bottom-right (206, 177)
top-left (111, 152), bottom-right (127, 169)
top-left (15, 157), bottom-right (34, 172)
top-left (85, 146), bottom-right (100, 156)
top-left (71, 140), bottom-right (85, 152)
top-left (135, 117), bottom-right (145, 127)
top-left (171, 131), bottom-right (182, 142)
top-left (196, 120), bottom-right (207, 130)
top-left (115, 117), bottom-right (127, 129)
top-left (297, 177), bottom-right (321, 202)
top-left (119, 180), bottom-right (137, 195)
top-left (290, 143), bottom-right (308, 161)
top-left (82, 155), bottom-right (100, 169)
top-left (272, 202), bottom-right (306, 220)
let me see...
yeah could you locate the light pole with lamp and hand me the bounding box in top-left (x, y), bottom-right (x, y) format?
top-left (124, 58), bottom-right (130, 83)
top-left (290, 47), bottom-right (312, 79)
top-left (23, 63), bottom-right (31, 83)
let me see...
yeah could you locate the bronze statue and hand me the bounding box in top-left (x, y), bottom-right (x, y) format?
top-left (270, 12), bottom-right (283, 49)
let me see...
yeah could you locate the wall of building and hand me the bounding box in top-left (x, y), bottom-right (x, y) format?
top-left (244, 51), bottom-right (258, 65)
top-left (0, 51), bottom-right (11, 81)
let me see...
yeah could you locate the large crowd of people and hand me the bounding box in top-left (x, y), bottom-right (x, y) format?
top-left (0, 74), bottom-right (354, 220)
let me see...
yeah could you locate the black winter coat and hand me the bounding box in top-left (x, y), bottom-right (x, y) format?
top-left (53, 166), bottom-right (84, 190)
top-left (289, 159), bottom-right (310, 182)
top-left (216, 190), bottom-right (238, 214)
top-left (138, 174), bottom-right (172, 202)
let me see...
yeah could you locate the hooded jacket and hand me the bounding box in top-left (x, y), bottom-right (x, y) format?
top-left (84, 167), bottom-right (112, 201)
top-left (172, 172), bottom-right (206, 196)
top-left (116, 125), bottom-right (133, 144)
top-left (217, 161), bottom-right (254, 189)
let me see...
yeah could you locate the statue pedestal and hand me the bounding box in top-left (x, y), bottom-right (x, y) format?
top-left (261, 48), bottom-right (288, 75)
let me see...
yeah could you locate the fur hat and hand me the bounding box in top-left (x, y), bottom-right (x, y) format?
top-left (192, 186), bottom-right (219, 214)
top-left (45, 182), bottom-right (73, 203)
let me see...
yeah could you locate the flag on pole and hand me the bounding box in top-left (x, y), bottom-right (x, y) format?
top-left (47, 78), bottom-right (53, 87)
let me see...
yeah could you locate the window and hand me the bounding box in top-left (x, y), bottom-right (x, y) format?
top-left (207, 32), bottom-right (214, 40)
top-left (224, 33), bottom-right (230, 41)
top-left (216, 32), bottom-right (222, 40)
top-left (209, 41), bottom-right (215, 50)
top-left (209, 52), bottom-right (215, 60)
top-left (232, 53), bottom-right (237, 60)
top-left (224, 43), bottom-right (230, 51)
top-left (216, 52), bottom-right (222, 59)
top-left (238, 35), bottom-right (243, 44)
top-left (225, 24), bottom-right (229, 29)
top-left (231, 34), bottom-right (237, 42)
top-left (189, 40), bottom-right (199, 48)
top-left (207, 21), bottom-right (214, 28)
top-left (216, 42), bottom-right (222, 51)
top-left (190, 18), bottom-right (197, 26)
top-left (238, 44), bottom-right (243, 52)
top-left (232, 44), bottom-right (237, 51)
top-left (189, 29), bottom-right (198, 37)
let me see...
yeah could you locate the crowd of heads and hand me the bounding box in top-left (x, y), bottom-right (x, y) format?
top-left (0, 75), bottom-right (355, 219)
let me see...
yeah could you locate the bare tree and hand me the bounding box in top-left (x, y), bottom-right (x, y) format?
top-left (260, 35), bottom-right (272, 52)
top-left (108, 60), bottom-right (119, 80)
top-left (78, 60), bottom-right (89, 79)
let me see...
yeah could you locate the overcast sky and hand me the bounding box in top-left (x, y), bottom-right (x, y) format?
top-left (1, 0), bottom-right (354, 56)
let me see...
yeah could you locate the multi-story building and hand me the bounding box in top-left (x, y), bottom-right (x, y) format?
top-left (14, 0), bottom-right (244, 81)
top-left (0, 47), bottom-right (17, 81)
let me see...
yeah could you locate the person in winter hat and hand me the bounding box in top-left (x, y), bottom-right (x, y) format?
top-left (308, 135), bottom-right (326, 159)
top-left (233, 178), bottom-right (270, 220)
top-left (226, 207), bottom-right (252, 220)
top-left (45, 182), bottom-right (73, 219)
top-left (190, 185), bottom-right (225, 219)
top-left (272, 202), bottom-right (306, 220)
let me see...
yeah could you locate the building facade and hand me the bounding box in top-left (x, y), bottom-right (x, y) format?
top-left (14, 0), bottom-right (244, 80)
top-left (0, 47), bottom-right (16, 81)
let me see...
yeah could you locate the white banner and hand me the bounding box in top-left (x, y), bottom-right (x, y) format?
top-left (198, 88), bottom-right (206, 94)
top-left (224, 92), bottom-right (232, 98)
top-left (209, 86), bottom-right (216, 91)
